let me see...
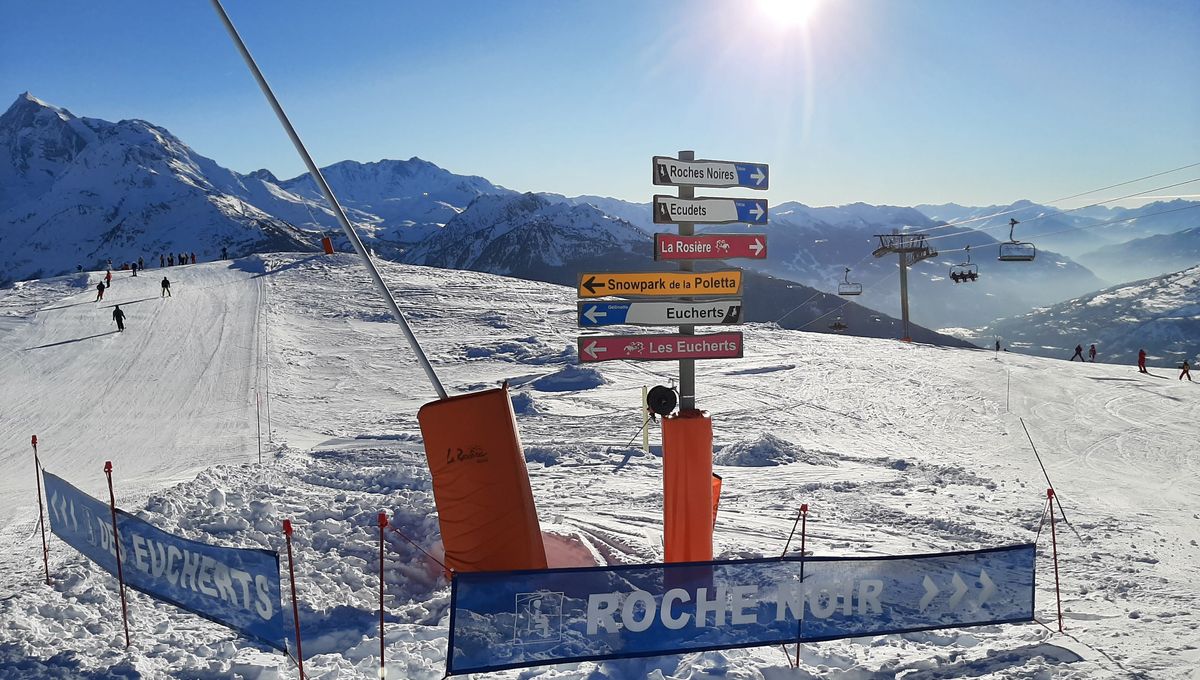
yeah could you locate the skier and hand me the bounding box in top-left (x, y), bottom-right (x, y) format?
top-left (95, 281), bottom-right (105, 302)
top-left (1088, 344), bottom-right (1097, 362)
top-left (1070, 344), bottom-right (1084, 361)
top-left (160, 254), bottom-right (165, 268)
top-left (1182, 360), bottom-right (1193, 382)
top-left (161, 276), bottom-right (171, 297)
top-left (105, 269), bottom-right (112, 288)
top-left (995, 340), bottom-right (1000, 353)
top-left (138, 256), bottom-right (144, 271)
top-left (190, 252), bottom-right (196, 264)
top-left (221, 246), bottom-right (228, 260)
top-left (1138, 349), bottom-right (1148, 373)
top-left (112, 305), bottom-right (125, 332)
top-left (167, 254), bottom-right (174, 267)
top-left (131, 263), bottom-right (138, 277)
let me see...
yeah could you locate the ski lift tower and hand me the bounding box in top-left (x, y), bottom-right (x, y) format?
top-left (872, 231), bottom-right (937, 342)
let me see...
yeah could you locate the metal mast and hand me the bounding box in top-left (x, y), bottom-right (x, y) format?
top-left (872, 232), bottom-right (937, 342)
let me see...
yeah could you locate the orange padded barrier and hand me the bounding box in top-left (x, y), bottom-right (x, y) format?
top-left (418, 386), bottom-right (547, 573)
top-left (321, 236), bottom-right (335, 254)
top-left (662, 409), bottom-right (714, 563)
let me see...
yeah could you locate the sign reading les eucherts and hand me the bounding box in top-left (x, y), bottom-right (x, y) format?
top-left (42, 470), bottom-right (288, 651)
top-left (446, 544), bottom-right (1036, 675)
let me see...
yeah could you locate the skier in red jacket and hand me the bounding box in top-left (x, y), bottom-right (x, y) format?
top-left (1138, 349), bottom-right (1148, 373)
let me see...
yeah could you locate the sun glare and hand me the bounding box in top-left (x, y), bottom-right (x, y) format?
top-left (757, 0), bottom-right (821, 28)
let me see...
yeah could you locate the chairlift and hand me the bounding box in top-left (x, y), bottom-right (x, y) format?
top-left (837, 267), bottom-right (862, 296)
top-left (949, 245), bottom-right (980, 283)
top-left (998, 218), bottom-right (1036, 262)
top-left (828, 317), bottom-right (848, 332)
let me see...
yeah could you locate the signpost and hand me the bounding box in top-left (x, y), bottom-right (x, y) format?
top-left (655, 233), bottom-right (767, 261)
top-left (652, 156), bottom-right (769, 189)
top-left (653, 195), bottom-right (768, 225)
top-left (577, 332), bottom-right (744, 363)
top-left (577, 271), bottom-right (742, 299)
top-left (577, 300), bottom-right (743, 327)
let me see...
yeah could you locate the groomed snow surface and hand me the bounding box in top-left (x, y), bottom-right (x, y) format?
top-left (1, 254), bottom-right (1197, 679)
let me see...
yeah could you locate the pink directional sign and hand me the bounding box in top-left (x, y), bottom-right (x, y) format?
top-left (577, 332), bottom-right (744, 363)
top-left (655, 233), bottom-right (768, 261)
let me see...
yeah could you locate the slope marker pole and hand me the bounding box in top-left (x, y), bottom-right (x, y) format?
top-left (103, 461), bottom-right (131, 648)
top-left (210, 0), bottom-right (446, 400)
top-left (32, 435), bottom-right (50, 585)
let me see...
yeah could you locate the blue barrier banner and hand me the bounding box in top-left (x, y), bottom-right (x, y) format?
top-left (42, 470), bottom-right (287, 652)
top-left (448, 544), bottom-right (1036, 675)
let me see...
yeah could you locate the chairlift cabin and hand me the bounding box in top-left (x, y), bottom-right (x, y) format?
top-left (837, 267), bottom-right (863, 296)
top-left (949, 245), bottom-right (979, 283)
top-left (998, 218), bottom-right (1036, 262)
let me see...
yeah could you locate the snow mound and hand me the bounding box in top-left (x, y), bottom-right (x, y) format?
top-left (463, 337), bottom-right (574, 365)
top-left (714, 433), bottom-right (837, 467)
top-left (530, 364), bottom-right (607, 392)
top-left (510, 391), bottom-right (539, 415)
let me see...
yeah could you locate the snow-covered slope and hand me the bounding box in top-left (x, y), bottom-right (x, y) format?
top-left (0, 94), bottom-right (317, 283)
top-left (1078, 226), bottom-right (1200, 284)
top-left (1, 254), bottom-right (1197, 678)
top-left (980, 265), bottom-right (1200, 366)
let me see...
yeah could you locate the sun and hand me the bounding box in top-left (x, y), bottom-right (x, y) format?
top-left (756, 0), bottom-right (822, 28)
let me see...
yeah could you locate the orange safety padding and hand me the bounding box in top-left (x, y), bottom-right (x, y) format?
top-left (418, 385), bottom-right (547, 573)
top-left (321, 236), bottom-right (335, 255)
top-left (662, 410), bottom-right (713, 563)
top-left (711, 473), bottom-right (722, 525)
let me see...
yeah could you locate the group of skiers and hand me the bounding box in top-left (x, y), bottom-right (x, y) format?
top-left (161, 252), bottom-right (197, 267)
top-left (1069, 344), bottom-right (1098, 362)
top-left (1136, 348), bottom-right (1191, 381)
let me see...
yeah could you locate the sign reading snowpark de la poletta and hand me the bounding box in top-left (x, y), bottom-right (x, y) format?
top-left (577, 271), bottom-right (742, 298)
top-left (655, 233), bottom-right (767, 261)
top-left (652, 156), bottom-right (769, 189)
top-left (41, 471), bottom-right (288, 651)
top-left (446, 544), bottom-right (1036, 675)
top-left (653, 195), bottom-right (769, 225)
top-left (578, 332), bottom-right (744, 362)
top-left (577, 300), bottom-right (743, 327)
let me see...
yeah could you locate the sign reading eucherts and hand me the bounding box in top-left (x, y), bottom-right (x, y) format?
top-left (446, 545), bottom-right (1036, 675)
top-left (578, 300), bottom-right (743, 327)
top-left (653, 195), bottom-right (768, 225)
top-left (652, 156), bottom-right (769, 189)
top-left (577, 332), bottom-right (744, 362)
top-left (577, 271), bottom-right (742, 298)
top-left (42, 470), bottom-right (287, 651)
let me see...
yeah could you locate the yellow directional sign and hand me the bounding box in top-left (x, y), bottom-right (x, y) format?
top-left (577, 270), bottom-right (743, 299)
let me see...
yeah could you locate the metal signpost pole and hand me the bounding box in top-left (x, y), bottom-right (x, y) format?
top-left (678, 150), bottom-right (696, 411)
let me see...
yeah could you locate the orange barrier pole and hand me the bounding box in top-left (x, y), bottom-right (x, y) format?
top-left (378, 511), bottom-right (387, 676)
top-left (662, 410), bottom-right (713, 563)
top-left (711, 473), bottom-right (722, 526)
top-left (282, 519), bottom-right (305, 679)
top-left (103, 461), bottom-right (131, 648)
top-left (32, 435), bottom-right (50, 585)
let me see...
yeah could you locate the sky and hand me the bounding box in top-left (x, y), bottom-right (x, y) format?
top-left (2, 0), bottom-right (1199, 208)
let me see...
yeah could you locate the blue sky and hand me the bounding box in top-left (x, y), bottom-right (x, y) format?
top-left (3, 0), bottom-right (1198, 207)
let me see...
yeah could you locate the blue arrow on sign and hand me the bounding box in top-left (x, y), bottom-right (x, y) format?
top-left (734, 199), bottom-right (768, 225)
top-left (579, 302), bottom-right (630, 326)
top-left (734, 164), bottom-right (769, 189)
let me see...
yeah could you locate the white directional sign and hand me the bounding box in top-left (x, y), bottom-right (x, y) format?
top-left (653, 195), bottom-right (768, 225)
top-left (577, 299), bottom-right (743, 327)
top-left (652, 156), bottom-right (769, 190)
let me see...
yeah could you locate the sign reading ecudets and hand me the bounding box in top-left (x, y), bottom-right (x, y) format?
top-left (653, 195), bottom-right (768, 225)
top-left (446, 545), bottom-right (1036, 675)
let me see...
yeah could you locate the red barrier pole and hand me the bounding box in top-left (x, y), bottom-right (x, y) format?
top-left (283, 519), bottom-right (305, 679)
top-left (103, 461), bottom-right (131, 648)
top-left (378, 511), bottom-right (388, 677)
top-left (794, 503), bottom-right (808, 669)
top-left (32, 435), bottom-right (50, 585)
top-left (1047, 488), bottom-right (1064, 633)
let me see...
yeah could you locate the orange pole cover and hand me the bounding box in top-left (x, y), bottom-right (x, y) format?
top-left (711, 473), bottom-right (722, 525)
top-left (321, 236), bottom-right (335, 255)
top-left (418, 386), bottom-right (547, 573)
top-left (662, 410), bottom-right (714, 563)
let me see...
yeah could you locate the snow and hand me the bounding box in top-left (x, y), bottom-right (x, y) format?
top-left (1, 253), bottom-right (1198, 678)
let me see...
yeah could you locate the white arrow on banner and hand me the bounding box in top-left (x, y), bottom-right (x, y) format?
top-left (750, 203), bottom-right (765, 221)
top-left (949, 572), bottom-right (968, 609)
top-left (751, 167), bottom-right (766, 186)
top-left (583, 341), bottom-right (607, 360)
top-left (750, 238), bottom-right (764, 256)
top-left (920, 575), bottom-right (938, 612)
top-left (978, 569), bottom-right (996, 607)
top-left (583, 306), bottom-right (607, 324)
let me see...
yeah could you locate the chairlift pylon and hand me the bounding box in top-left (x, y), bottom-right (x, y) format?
top-left (837, 267), bottom-right (862, 296)
top-left (949, 245), bottom-right (980, 283)
top-left (998, 218), bottom-right (1036, 262)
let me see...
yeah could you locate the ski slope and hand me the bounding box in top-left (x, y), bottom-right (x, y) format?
top-left (0, 254), bottom-right (1197, 679)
